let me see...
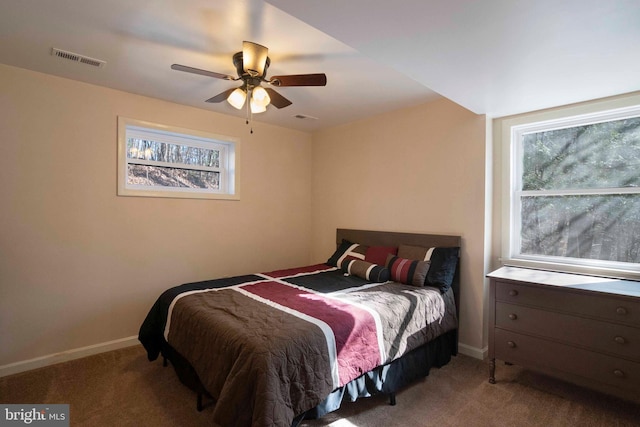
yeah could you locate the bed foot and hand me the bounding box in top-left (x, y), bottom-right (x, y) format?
top-left (389, 392), bottom-right (396, 406)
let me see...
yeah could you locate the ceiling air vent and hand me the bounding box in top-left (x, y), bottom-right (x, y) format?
top-left (51, 48), bottom-right (106, 68)
top-left (294, 114), bottom-right (318, 120)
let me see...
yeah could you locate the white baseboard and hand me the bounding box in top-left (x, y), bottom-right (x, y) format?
top-left (458, 343), bottom-right (488, 360)
top-left (0, 336), bottom-right (139, 378)
top-left (1, 336), bottom-right (487, 377)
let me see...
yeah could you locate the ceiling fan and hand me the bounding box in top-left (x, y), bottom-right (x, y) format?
top-left (171, 41), bottom-right (327, 114)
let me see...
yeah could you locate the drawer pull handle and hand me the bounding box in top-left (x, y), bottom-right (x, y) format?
top-left (616, 307), bottom-right (628, 315)
top-left (507, 341), bottom-right (516, 348)
top-left (614, 336), bottom-right (627, 345)
top-left (509, 290), bottom-right (518, 297)
top-left (613, 369), bottom-right (625, 378)
top-left (508, 313), bottom-right (518, 320)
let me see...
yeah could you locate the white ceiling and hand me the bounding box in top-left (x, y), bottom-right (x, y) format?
top-left (1, 0), bottom-right (639, 132)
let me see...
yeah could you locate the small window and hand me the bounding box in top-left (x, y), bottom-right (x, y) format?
top-left (117, 117), bottom-right (240, 200)
top-left (508, 105), bottom-right (640, 275)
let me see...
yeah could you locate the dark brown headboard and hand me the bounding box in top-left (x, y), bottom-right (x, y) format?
top-left (336, 228), bottom-right (462, 312)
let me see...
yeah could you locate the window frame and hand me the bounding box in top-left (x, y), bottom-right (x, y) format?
top-left (498, 94), bottom-right (640, 280)
top-left (117, 117), bottom-right (240, 200)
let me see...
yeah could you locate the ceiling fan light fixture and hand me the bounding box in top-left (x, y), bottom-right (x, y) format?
top-left (171, 40), bottom-right (327, 131)
top-left (252, 86), bottom-right (271, 108)
top-left (243, 41), bottom-right (268, 77)
top-left (250, 98), bottom-right (267, 114)
top-left (227, 87), bottom-right (247, 109)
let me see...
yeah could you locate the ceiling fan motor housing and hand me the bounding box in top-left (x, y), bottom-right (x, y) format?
top-left (233, 52), bottom-right (270, 81)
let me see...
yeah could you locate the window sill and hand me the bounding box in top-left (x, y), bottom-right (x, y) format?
top-left (501, 258), bottom-right (640, 282)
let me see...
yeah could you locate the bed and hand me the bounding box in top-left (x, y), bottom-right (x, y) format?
top-left (139, 229), bottom-right (461, 427)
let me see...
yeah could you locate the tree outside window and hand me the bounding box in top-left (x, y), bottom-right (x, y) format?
top-left (513, 112), bottom-right (640, 269)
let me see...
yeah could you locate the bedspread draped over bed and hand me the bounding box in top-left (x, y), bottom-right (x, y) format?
top-left (139, 263), bottom-right (458, 427)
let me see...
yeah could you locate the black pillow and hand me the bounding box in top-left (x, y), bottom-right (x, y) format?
top-left (327, 239), bottom-right (372, 267)
top-left (327, 239), bottom-right (356, 267)
top-left (426, 247), bottom-right (459, 292)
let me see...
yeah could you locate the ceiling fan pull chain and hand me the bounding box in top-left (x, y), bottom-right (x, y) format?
top-left (250, 106), bottom-right (254, 134)
top-left (246, 94), bottom-right (250, 125)
top-left (246, 93), bottom-right (254, 134)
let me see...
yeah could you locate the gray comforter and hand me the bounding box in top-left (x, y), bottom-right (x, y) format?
top-left (145, 265), bottom-right (458, 427)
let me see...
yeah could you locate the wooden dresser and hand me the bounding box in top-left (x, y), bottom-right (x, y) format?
top-left (487, 266), bottom-right (640, 402)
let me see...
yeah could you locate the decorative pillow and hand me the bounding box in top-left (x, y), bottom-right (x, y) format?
top-left (385, 254), bottom-right (431, 287)
top-left (327, 239), bottom-right (366, 266)
top-left (397, 244), bottom-right (434, 261)
top-left (425, 247), bottom-right (460, 292)
top-left (327, 240), bottom-right (397, 268)
top-left (339, 259), bottom-right (390, 282)
top-left (365, 245), bottom-right (398, 265)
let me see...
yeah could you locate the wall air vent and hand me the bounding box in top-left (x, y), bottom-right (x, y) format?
top-left (51, 48), bottom-right (106, 68)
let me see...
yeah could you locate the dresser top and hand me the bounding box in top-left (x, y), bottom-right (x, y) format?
top-left (488, 266), bottom-right (640, 298)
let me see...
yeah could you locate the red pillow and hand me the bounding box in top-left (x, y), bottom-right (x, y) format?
top-left (365, 246), bottom-right (398, 266)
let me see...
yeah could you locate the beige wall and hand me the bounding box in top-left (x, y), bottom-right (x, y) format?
top-left (0, 64), bottom-right (313, 366)
top-left (1, 64), bottom-right (490, 368)
top-left (311, 98), bottom-right (488, 351)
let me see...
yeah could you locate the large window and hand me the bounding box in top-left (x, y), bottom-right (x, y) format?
top-left (117, 117), bottom-right (240, 200)
top-left (503, 102), bottom-right (640, 278)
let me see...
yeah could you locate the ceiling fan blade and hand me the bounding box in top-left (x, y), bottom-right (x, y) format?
top-left (205, 88), bottom-right (237, 103)
top-left (243, 41), bottom-right (269, 77)
top-left (171, 64), bottom-right (235, 80)
top-left (269, 73), bottom-right (327, 87)
top-left (264, 88), bottom-right (292, 109)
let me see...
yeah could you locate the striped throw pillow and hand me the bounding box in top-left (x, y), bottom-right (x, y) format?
top-left (339, 259), bottom-right (390, 282)
top-left (386, 254), bottom-right (431, 287)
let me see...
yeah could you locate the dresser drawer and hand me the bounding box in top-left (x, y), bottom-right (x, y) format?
top-left (495, 280), bottom-right (640, 327)
top-left (494, 329), bottom-right (640, 393)
top-left (496, 302), bottom-right (640, 361)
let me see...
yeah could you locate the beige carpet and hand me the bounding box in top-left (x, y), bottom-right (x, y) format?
top-left (1, 345), bottom-right (638, 426)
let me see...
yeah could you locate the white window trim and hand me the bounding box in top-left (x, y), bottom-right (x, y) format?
top-left (497, 92), bottom-right (640, 280)
top-left (117, 117), bottom-right (240, 200)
